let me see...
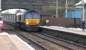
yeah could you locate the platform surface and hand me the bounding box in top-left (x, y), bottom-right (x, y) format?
top-left (40, 26), bottom-right (86, 36)
top-left (0, 34), bottom-right (18, 50)
top-left (0, 32), bottom-right (35, 50)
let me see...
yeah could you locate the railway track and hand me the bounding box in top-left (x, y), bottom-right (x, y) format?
top-left (6, 29), bottom-right (71, 50)
top-left (7, 30), bottom-right (86, 50)
top-left (4, 24), bottom-right (86, 50)
top-left (40, 28), bottom-right (86, 46)
top-left (33, 32), bottom-right (86, 50)
top-left (3, 24), bottom-right (46, 50)
top-left (7, 31), bottom-right (46, 50)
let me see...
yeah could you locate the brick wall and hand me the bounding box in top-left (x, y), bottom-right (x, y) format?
top-left (44, 17), bottom-right (80, 27)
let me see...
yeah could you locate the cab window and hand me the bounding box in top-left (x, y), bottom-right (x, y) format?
top-left (25, 12), bottom-right (40, 19)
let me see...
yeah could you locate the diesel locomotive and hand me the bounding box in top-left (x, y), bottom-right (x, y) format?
top-left (16, 10), bottom-right (48, 31)
top-left (1, 9), bottom-right (48, 31)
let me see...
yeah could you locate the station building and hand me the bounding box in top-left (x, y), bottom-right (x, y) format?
top-left (1, 0), bottom-right (85, 27)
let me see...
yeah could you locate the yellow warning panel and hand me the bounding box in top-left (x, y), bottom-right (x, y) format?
top-left (25, 19), bottom-right (40, 25)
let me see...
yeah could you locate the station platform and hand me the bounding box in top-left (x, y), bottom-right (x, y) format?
top-left (40, 26), bottom-right (86, 36)
top-left (0, 32), bottom-right (35, 50)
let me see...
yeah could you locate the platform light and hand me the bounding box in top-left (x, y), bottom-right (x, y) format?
top-left (46, 19), bottom-right (49, 23)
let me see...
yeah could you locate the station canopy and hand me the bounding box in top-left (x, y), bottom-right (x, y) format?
top-left (1, 0), bottom-right (81, 16)
top-left (1, 9), bottom-right (27, 15)
top-left (75, 0), bottom-right (86, 6)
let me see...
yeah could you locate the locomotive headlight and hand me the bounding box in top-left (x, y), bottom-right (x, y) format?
top-left (26, 22), bottom-right (29, 25)
top-left (25, 19), bottom-right (29, 25)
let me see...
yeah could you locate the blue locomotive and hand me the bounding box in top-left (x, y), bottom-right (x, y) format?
top-left (16, 10), bottom-right (48, 31)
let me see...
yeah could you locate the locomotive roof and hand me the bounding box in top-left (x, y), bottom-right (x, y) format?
top-left (24, 10), bottom-right (40, 16)
top-left (27, 10), bottom-right (39, 13)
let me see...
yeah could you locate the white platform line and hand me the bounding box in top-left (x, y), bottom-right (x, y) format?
top-left (0, 32), bottom-right (9, 35)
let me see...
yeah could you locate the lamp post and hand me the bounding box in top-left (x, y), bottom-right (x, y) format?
top-left (0, 0), bottom-right (1, 10)
top-left (65, 0), bottom-right (68, 18)
top-left (82, 0), bottom-right (85, 21)
top-left (0, 0), bottom-right (2, 17)
top-left (56, 0), bottom-right (58, 18)
top-left (81, 0), bottom-right (85, 31)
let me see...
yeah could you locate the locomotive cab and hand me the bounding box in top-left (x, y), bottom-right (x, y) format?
top-left (16, 10), bottom-right (41, 31)
top-left (15, 10), bottom-right (47, 31)
top-left (24, 10), bottom-right (41, 26)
